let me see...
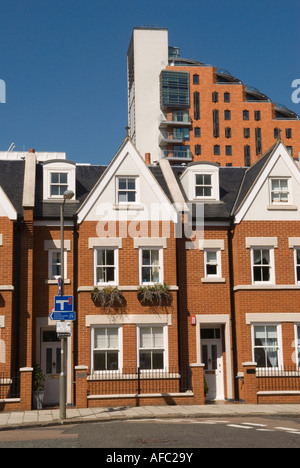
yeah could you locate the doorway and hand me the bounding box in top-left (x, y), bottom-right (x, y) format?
top-left (201, 327), bottom-right (224, 401)
top-left (41, 329), bottom-right (61, 406)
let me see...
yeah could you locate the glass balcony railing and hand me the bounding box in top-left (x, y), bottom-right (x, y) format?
top-left (163, 148), bottom-right (192, 160)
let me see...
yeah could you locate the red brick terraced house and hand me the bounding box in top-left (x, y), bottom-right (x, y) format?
top-left (0, 138), bottom-right (300, 410)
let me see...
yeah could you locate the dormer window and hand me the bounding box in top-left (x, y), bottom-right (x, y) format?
top-left (50, 172), bottom-right (68, 197)
top-left (195, 174), bottom-right (212, 198)
top-left (43, 160), bottom-right (76, 201)
top-left (180, 162), bottom-right (220, 202)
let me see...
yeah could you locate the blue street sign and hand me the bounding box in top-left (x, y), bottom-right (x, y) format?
top-left (49, 311), bottom-right (76, 321)
top-left (54, 295), bottom-right (73, 312)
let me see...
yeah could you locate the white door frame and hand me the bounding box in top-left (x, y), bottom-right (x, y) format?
top-left (36, 318), bottom-right (73, 405)
top-left (201, 333), bottom-right (224, 400)
top-left (195, 314), bottom-right (233, 400)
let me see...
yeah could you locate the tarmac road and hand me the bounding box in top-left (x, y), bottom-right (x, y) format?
top-left (1, 416), bottom-right (300, 449)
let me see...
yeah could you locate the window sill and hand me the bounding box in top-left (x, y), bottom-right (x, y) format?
top-left (267, 205), bottom-right (297, 211)
top-left (113, 204), bottom-right (144, 211)
top-left (45, 279), bottom-right (71, 284)
top-left (234, 284), bottom-right (300, 291)
top-left (78, 285), bottom-right (179, 292)
top-left (201, 278), bottom-right (226, 283)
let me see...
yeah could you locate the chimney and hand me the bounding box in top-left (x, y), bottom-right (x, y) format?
top-left (145, 153), bottom-right (151, 165)
top-left (29, 148), bottom-right (35, 153)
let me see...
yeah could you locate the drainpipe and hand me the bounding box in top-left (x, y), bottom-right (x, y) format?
top-left (72, 214), bottom-right (78, 406)
top-left (228, 216), bottom-right (239, 401)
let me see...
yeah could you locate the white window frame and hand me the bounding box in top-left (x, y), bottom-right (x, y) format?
top-left (294, 248), bottom-right (300, 285)
top-left (91, 325), bottom-right (122, 374)
top-left (49, 171), bottom-right (69, 198)
top-left (194, 173), bottom-right (213, 199)
top-left (139, 247), bottom-right (163, 285)
top-left (137, 325), bottom-right (168, 371)
top-left (48, 249), bottom-right (67, 280)
top-left (251, 247), bottom-right (275, 285)
top-left (269, 177), bottom-right (291, 205)
top-left (204, 249), bottom-right (222, 279)
top-left (251, 324), bottom-right (283, 369)
top-left (294, 324), bottom-right (300, 368)
top-left (93, 247), bottom-right (118, 286)
top-left (116, 176), bottom-right (138, 204)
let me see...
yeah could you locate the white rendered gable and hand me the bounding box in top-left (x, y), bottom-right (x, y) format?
top-left (77, 139), bottom-right (178, 224)
top-left (235, 142), bottom-right (300, 223)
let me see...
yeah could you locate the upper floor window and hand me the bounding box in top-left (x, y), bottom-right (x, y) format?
top-left (294, 249), bottom-right (300, 284)
top-left (193, 74), bottom-right (199, 85)
top-left (212, 91), bottom-right (219, 103)
top-left (243, 110), bottom-right (249, 121)
top-left (139, 248), bottom-right (163, 284)
top-left (117, 177), bottom-right (137, 203)
top-left (195, 174), bottom-right (212, 198)
top-left (224, 109), bottom-right (231, 121)
top-left (254, 110), bottom-right (261, 121)
top-left (204, 249), bottom-right (222, 278)
top-left (48, 249), bottom-right (67, 280)
top-left (251, 248), bottom-right (275, 284)
top-left (94, 248), bottom-right (118, 285)
top-left (224, 92), bottom-right (230, 103)
top-left (270, 178), bottom-right (290, 204)
top-left (286, 128), bottom-right (292, 139)
top-left (43, 160), bottom-right (76, 201)
top-left (50, 172), bottom-right (68, 197)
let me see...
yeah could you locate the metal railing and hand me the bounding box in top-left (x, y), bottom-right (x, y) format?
top-left (88, 367), bottom-right (192, 396)
top-left (0, 371), bottom-right (20, 399)
top-left (257, 366), bottom-right (300, 393)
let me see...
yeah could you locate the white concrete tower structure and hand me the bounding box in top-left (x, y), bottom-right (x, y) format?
top-left (127, 27), bottom-right (169, 163)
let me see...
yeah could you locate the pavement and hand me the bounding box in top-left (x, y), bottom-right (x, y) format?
top-left (1, 403), bottom-right (300, 430)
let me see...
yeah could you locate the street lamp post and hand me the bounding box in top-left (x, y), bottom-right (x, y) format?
top-left (59, 190), bottom-right (74, 420)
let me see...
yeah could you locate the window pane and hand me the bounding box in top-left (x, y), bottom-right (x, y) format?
top-left (153, 327), bottom-right (164, 347)
top-left (118, 191), bottom-right (127, 202)
top-left (106, 267), bottom-right (115, 283)
top-left (140, 352), bottom-right (151, 369)
top-left (142, 267), bottom-right (151, 283)
top-left (261, 250), bottom-right (270, 265)
top-left (140, 328), bottom-right (152, 348)
top-left (153, 351), bottom-right (164, 369)
top-left (207, 264), bottom-right (217, 276)
top-left (60, 173), bottom-right (68, 184)
top-left (152, 267), bottom-right (160, 283)
top-left (51, 173), bottom-right (59, 183)
top-left (127, 191), bottom-right (136, 202)
top-left (254, 326), bottom-right (265, 346)
top-left (127, 179), bottom-right (136, 190)
top-left (119, 179), bottom-right (127, 190)
top-left (106, 250), bottom-right (115, 266)
top-left (254, 250), bottom-right (262, 265)
top-left (51, 185), bottom-right (59, 196)
top-left (142, 250), bottom-right (151, 266)
top-left (97, 250), bottom-right (105, 265)
top-left (94, 352), bottom-right (106, 371)
top-left (151, 250), bottom-right (159, 265)
top-left (203, 175), bottom-right (211, 186)
top-left (207, 251), bottom-right (217, 264)
top-left (107, 352), bottom-right (118, 370)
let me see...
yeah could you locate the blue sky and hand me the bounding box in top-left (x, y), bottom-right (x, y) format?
top-left (0, 0), bottom-right (299, 165)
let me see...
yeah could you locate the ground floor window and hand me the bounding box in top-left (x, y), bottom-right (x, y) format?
top-left (92, 327), bottom-right (121, 372)
top-left (252, 325), bottom-right (281, 368)
top-left (138, 326), bottom-right (167, 370)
